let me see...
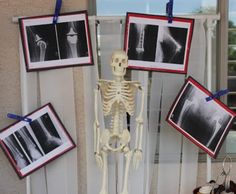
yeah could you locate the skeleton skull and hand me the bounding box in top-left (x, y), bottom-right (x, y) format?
top-left (111, 50), bottom-right (128, 77)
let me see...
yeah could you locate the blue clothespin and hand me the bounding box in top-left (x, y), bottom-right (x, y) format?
top-left (52, 0), bottom-right (62, 25)
top-left (7, 113), bottom-right (32, 123)
top-left (206, 89), bottom-right (229, 102)
top-left (166, 0), bottom-right (174, 23)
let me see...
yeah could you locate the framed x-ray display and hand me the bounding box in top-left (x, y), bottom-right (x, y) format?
top-left (0, 103), bottom-right (75, 178)
top-left (124, 12), bottom-right (194, 74)
top-left (19, 11), bottom-right (93, 71)
top-left (166, 77), bottom-right (236, 158)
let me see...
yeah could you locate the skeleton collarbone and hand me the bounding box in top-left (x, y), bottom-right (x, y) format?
top-left (99, 79), bottom-right (140, 116)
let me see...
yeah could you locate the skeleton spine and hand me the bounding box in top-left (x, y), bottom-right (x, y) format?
top-left (110, 103), bottom-right (124, 134)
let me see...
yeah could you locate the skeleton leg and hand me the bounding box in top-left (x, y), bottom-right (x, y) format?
top-left (100, 150), bottom-right (108, 194)
top-left (121, 147), bottom-right (132, 194)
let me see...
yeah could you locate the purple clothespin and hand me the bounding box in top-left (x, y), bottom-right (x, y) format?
top-left (7, 113), bottom-right (32, 123)
top-left (52, 0), bottom-right (62, 24)
top-left (166, 0), bottom-right (174, 23)
top-left (206, 89), bottom-right (229, 102)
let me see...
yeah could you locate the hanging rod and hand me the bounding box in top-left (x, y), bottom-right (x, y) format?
top-left (12, 13), bottom-right (220, 24)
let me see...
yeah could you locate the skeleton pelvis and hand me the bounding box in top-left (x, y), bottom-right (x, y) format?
top-left (100, 129), bottom-right (130, 152)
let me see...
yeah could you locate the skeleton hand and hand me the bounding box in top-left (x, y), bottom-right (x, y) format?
top-left (94, 120), bottom-right (100, 129)
top-left (133, 149), bottom-right (142, 170)
top-left (94, 152), bottom-right (103, 169)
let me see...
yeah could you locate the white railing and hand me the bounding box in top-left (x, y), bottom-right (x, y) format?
top-left (18, 14), bottom-right (220, 194)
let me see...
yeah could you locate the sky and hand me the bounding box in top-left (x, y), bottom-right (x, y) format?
top-left (97, 0), bottom-right (217, 16)
top-left (229, 0), bottom-right (236, 25)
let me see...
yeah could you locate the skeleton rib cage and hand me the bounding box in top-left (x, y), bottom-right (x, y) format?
top-left (99, 79), bottom-right (140, 131)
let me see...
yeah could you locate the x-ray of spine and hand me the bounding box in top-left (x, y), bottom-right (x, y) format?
top-left (15, 127), bottom-right (43, 162)
top-left (3, 135), bottom-right (30, 170)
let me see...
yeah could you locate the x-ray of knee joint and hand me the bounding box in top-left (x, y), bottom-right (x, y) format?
top-left (19, 11), bottom-right (93, 71)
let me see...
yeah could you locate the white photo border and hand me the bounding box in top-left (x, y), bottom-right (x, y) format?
top-left (19, 11), bottom-right (93, 72)
top-left (166, 77), bottom-right (236, 158)
top-left (0, 103), bottom-right (76, 178)
top-left (124, 12), bottom-right (194, 74)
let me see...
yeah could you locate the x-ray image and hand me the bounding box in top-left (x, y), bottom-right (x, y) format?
top-left (30, 113), bottom-right (62, 154)
top-left (57, 21), bottom-right (89, 59)
top-left (3, 135), bottom-right (30, 170)
top-left (125, 13), bottom-right (194, 74)
top-left (15, 127), bottom-right (43, 162)
top-left (155, 26), bottom-right (187, 64)
top-left (0, 103), bottom-right (75, 178)
top-left (128, 23), bottom-right (158, 61)
top-left (167, 77), bottom-right (236, 158)
top-left (19, 11), bottom-right (93, 71)
top-left (26, 25), bottom-right (59, 62)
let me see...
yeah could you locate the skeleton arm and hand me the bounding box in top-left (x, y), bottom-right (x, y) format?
top-left (94, 85), bottom-right (103, 169)
top-left (133, 84), bottom-right (145, 169)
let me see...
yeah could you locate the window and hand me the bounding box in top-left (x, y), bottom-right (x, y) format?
top-left (226, 0), bottom-right (236, 153)
top-left (97, 0), bottom-right (217, 16)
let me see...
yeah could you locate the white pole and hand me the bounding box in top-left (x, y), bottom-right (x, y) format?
top-left (206, 17), bottom-right (217, 182)
top-left (207, 18), bottom-right (213, 91)
top-left (19, 36), bottom-right (31, 194)
top-left (12, 14), bottom-right (220, 24)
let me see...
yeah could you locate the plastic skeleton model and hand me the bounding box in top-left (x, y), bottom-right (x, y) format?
top-left (94, 50), bottom-right (144, 194)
